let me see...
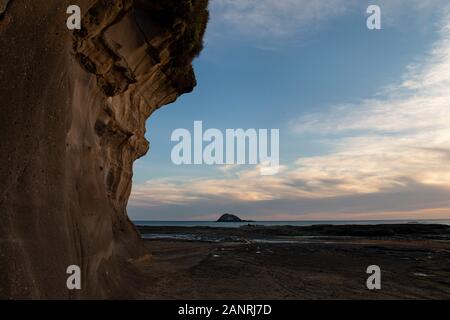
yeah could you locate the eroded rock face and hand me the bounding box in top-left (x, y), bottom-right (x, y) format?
top-left (0, 0), bottom-right (208, 299)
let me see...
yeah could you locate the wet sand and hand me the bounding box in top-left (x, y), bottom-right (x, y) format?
top-left (135, 224), bottom-right (450, 299)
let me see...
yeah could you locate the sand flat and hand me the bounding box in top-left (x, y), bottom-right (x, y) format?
top-left (136, 224), bottom-right (450, 299)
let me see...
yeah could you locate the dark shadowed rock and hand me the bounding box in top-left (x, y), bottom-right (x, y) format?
top-left (217, 213), bottom-right (253, 222)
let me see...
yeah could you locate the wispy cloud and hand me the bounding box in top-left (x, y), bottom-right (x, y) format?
top-left (209, 0), bottom-right (449, 40)
top-left (289, 12), bottom-right (450, 196)
top-left (129, 9), bottom-right (450, 220)
top-left (211, 0), bottom-right (350, 37)
top-left (130, 165), bottom-right (296, 207)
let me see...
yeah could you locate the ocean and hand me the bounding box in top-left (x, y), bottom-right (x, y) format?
top-left (133, 219), bottom-right (450, 228)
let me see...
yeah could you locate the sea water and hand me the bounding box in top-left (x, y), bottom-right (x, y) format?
top-left (133, 219), bottom-right (450, 228)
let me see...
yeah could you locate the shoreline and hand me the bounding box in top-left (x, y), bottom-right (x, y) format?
top-left (137, 223), bottom-right (450, 243)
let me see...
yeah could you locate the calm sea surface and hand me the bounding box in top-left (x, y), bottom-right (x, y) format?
top-left (133, 219), bottom-right (450, 228)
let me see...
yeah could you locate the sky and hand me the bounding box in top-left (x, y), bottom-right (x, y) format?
top-left (128, 0), bottom-right (450, 221)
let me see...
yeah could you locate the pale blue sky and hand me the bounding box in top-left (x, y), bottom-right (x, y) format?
top-left (129, 1), bottom-right (450, 221)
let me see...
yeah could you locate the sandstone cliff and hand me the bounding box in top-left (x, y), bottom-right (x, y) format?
top-left (0, 0), bottom-right (208, 299)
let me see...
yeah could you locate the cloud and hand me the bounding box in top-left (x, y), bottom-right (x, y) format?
top-left (128, 9), bottom-right (450, 220)
top-left (128, 182), bottom-right (450, 220)
top-left (288, 11), bottom-right (450, 196)
top-left (129, 165), bottom-right (297, 207)
top-left (210, 0), bottom-right (350, 37)
top-left (209, 0), bottom-right (450, 40)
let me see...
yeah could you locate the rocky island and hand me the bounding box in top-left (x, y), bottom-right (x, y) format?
top-left (217, 213), bottom-right (242, 222)
top-left (217, 213), bottom-right (253, 222)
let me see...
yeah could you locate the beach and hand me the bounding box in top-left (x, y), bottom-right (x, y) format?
top-left (135, 224), bottom-right (450, 299)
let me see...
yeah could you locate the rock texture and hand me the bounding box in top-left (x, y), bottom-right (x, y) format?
top-left (0, 0), bottom-right (208, 299)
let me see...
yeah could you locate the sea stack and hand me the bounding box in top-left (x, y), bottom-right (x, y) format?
top-left (217, 214), bottom-right (248, 222)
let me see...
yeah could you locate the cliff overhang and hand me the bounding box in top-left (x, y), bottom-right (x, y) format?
top-left (0, 0), bottom-right (209, 299)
